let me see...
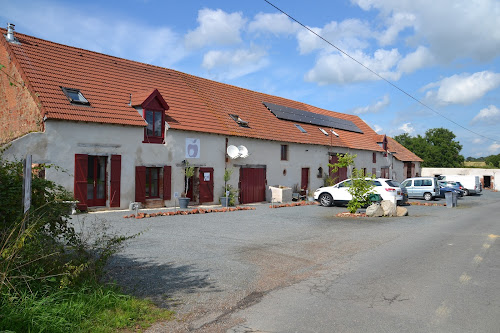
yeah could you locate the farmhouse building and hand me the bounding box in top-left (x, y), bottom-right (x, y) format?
top-left (1, 26), bottom-right (422, 210)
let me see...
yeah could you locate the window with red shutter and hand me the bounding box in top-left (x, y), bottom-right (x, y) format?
top-left (163, 166), bottom-right (172, 200)
top-left (74, 154), bottom-right (88, 211)
top-left (135, 166), bottom-right (146, 203)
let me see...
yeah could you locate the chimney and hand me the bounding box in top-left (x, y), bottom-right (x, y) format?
top-left (5, 23), bottom-right (19, 43)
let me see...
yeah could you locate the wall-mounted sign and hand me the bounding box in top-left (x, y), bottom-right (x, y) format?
top-left (204, 172), bottom-right (210, 181)
top-left (186, 138), bottom-right (200, 158)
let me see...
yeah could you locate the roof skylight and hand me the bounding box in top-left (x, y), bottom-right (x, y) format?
top-left (330, 129), bottom-right (339, 137)
top-left (295, 124), bottom-right (307, 133)
top-left (319, 128), bottom-right (329, 136)
top-left (229, 114), bottom-right (249, 127)
top-left (61, 87), bottom-right (90, 105)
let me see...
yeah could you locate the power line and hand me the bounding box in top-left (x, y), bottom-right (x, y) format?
top-left (263, 0), bottom-right (498, 143)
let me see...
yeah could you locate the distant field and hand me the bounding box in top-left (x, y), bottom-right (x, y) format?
top-left (465, 161), bottom-right (487, 167)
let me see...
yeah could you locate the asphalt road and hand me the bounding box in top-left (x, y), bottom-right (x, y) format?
top-left (73, 191), bottom-right (500, 332)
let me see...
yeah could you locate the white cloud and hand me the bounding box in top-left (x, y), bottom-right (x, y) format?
top-left (202, 47), bottom-right (269, 80)
top-left (398, 122), bottom-right (415, 134)
top-left (378, 12), bottom-right (416, 46)
top-left (305, 49), bottom-right (401, 85)
top-left (1, 0), bottom-right (185, 67)
top-left (373, 124), bottom-right (383, 133)
top-left (397, 46), bottom-right (435, 74)
top-left (184, 8), bottom-right (246, 49)
top-left (351, 95), bottom-right (390, 114)
top-left (423, 71), bottom-right (500, 105)
top-left (248, 13), bottom-right (300, 35)
top-left (488, 142), bottom-right (500, 154)
top-left (351, 0), bottom-right (500, 62)
top-left (297, 19), bottom-right (372, 54)
top-left (472, 105), bottom-right (500, 124)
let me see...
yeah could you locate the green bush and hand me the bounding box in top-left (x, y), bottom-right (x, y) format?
top-left (0, 153), bottom-right (166, 332)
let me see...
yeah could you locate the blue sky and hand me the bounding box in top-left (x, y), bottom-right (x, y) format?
top-left (2, 0), bottom-right (500, 158)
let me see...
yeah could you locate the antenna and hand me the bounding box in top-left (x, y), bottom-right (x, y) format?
top-left (238, 145), bottom-right (249, 158)
top-left (226, 145), bottom-right (240, 159)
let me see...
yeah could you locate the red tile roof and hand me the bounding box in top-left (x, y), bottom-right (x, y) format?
top-left (374, 134), bottom-right (423, 162)
top-left (0, 29), bottom-right (417, 159)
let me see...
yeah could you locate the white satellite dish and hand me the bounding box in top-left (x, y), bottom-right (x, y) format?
top-left (227, 145), bottom-right (240, 159)
top-left (238, 145), bottom-right (249, 158)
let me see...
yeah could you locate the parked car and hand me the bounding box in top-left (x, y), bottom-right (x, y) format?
top-left (437, 184), bottom-right (463, 198)
top-left (400, 177), bottom-right (440, 201)
top-left (438, 181), bottom-right (464, 197)
top-left (314, 178), bottom-right (404, 207)
top-left (437, 175), bottom-right (481, 196)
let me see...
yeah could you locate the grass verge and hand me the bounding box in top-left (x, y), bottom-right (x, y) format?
top-left (0, 283), bottom-right (174, 333)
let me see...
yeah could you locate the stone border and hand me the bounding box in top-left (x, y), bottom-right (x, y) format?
top-left (123, 206), bottom-right (256, 219)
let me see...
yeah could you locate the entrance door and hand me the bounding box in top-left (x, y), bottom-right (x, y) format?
top-left (301, 168), bottom-right (309, 191)
top-left (329, 154), bottom-right (347, 183)
top-left (239, 167), bottom-right (266, 204)
top-left (87, 156), bottom-right (106, 207)
top-left (199, 167), bottom-right (214, 203)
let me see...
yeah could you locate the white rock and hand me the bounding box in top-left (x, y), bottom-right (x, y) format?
top-left (381, 200), bottom-right (397, 217)
top-left (366, 203), bottom-right (384, 217)
top-left (396, 206), bottom-right (408, 217)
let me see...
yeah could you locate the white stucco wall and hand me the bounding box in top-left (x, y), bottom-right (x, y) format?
top-left (3, 120), bottom-right (417, 208)
top-left (422, 167), bottom-right (499, 191)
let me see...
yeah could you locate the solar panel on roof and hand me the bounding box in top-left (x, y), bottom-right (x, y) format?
top-left (262, 102), bottom-right (363, 134)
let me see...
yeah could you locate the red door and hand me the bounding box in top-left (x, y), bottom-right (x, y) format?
top-left (239, 167), bottom-right (266, 204)
top-left (301, 168), bottom-right (309, 190)
top-left (87, 155), bottom-right (107, 207)
top-left (199, 167), bottom-right (214, 203)
top-left (329, 154), bottom-right (347, 184)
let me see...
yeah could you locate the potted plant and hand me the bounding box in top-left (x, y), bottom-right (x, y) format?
top-left (179, 161), bottom-right (195, 209)
top-left (220, 168), bottom-right (237, 206)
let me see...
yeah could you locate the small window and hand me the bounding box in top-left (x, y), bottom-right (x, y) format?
top-left (145, 110), bottom-right (164, 141)
top-left (295, 124), bottom-right (307, 133)
top-left (372, 152), bottom-right (377, 163)
top-left (229, 114), bottom-right (249, 127)
top-left (317, 167), bottom-right (323, 178)
top-left (145, 167), bottom-right (160, 198)
top-left (330, 129), bottom-right (339, 137)
top-left (319, 128), bottom-right (329, 136)
top-left (61, 87), bottom-right (90, 105)
top-left (281, 145), bottom-right (288, 161)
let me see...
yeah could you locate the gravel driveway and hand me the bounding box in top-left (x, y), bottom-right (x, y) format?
top-left (70, 191), bottom-right (497, 332)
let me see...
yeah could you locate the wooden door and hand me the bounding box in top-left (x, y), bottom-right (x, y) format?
top-left (329, 154), bottom-right (347, 184)
top-left (301, 168), bottom-right (309, 190)
top-left (239, 167), bottom-right (266, 204)
top-left (199, 167), bottom-right (214, 203)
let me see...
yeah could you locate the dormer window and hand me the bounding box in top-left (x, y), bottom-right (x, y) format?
top-left (130, 89), bottom-right (169, 144)
top-left (61, 87), bottom-right (90, 106)
top-left (145, 110), bottom-right (163, 138)
top-left (229, 114), bottom-right (249, 127)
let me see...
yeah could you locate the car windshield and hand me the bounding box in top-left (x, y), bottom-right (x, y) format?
top-left (385, 180), bottom-right (400, 187)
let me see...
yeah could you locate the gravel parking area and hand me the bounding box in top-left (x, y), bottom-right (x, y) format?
top-left (70, 190), bottom-right (498, 332)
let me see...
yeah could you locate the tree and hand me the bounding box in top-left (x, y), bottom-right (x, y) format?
top-left (329, 153), bottom-right (375, 213)
top-left (485, 154), bottom-right (500, 168)
top-left (394, 128), bottom-right (464, 167)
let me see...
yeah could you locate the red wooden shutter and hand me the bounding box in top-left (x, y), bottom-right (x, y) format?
top-left (110, 155), bottom-right (121, 207)
top-left (74, 154), bottom-right (88, 211)
top-left (135, 166), bottom-right (146, 203)
top-left (163, 165), bottom-right (172, 200)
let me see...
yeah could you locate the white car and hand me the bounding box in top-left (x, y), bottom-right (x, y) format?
top-left (314, 178), bottom-right (404, 207)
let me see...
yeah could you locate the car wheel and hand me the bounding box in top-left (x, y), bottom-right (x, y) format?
top-left (319, 193), bottom-right (334, 207)
top-left (464, 189), bottom-right (469, 196)
top-left (424, 192), bottom-right (433, 201)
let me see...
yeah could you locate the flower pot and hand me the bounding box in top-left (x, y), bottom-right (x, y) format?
top-left (179, 197), bottom-right (190, 209)
top-left (220, 196), bottom-right (230, 207)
